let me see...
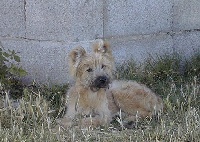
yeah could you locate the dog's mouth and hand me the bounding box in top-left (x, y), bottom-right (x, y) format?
top-left (90, 85), bottom-right (109, 92)
top-left (90, 76), bottom-right (110, 92)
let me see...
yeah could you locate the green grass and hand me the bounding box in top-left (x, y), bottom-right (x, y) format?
top-left (0, 53), bottom-right (200, 142)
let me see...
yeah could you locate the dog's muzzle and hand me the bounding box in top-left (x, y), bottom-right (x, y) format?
top-left (90, 76), bottom-right (110, 92)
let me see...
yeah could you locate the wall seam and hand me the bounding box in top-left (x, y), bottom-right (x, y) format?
top-left (102, 0), bottom-right (106, 40)
top-left (171, 0), bottom-right (176, 54)
top-left (1, 29), bottom-right (200, 43)
top-left (23, 0), bottom-right (27, 38)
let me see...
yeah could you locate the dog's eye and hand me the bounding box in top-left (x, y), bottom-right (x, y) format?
top-left (101, 64), bottom-right (106, 69)
top-left (86, 68), bottom-right (93, 72)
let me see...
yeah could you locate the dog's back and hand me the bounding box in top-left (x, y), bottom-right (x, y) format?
top-left (109, 80), bottom-right (163, 121)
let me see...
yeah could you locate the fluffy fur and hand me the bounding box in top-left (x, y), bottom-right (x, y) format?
top-left (58, 39), bottom-right (163, 128)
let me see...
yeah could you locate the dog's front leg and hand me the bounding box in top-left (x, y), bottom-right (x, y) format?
top-left (95, 103), bottom-right (112, 127)
top-left (80, 105), bottom-right (111, 128)
top-left (57, 88), bottom-right (79, 128)
top-left (57, 104), bottom-right (77, 128)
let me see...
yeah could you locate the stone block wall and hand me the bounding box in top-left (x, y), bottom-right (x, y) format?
top-left (0, 0), bottom-right (200, 84)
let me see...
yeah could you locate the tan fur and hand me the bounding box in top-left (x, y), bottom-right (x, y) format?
top-left (58, 39), bottom-right (163, 128)
top-left (109, 80), bottom-right (163, 122)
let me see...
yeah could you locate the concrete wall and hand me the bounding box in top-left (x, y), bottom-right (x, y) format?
top-left (0, 0), bottom-right (200, 84)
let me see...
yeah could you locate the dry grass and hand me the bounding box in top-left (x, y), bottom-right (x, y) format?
top-left (0, 53), bottom-right (199, 142)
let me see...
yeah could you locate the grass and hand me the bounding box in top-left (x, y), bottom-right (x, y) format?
top-left (0, 53), bottom-right (200, 142)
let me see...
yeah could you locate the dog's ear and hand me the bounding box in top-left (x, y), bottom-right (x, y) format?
top-left (68, 47), bottom-right (86, 77)
top-left (92, 39), bottom-right (112, 56)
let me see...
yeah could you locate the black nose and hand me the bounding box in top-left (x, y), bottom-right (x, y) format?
top-left (99, 76), bottom-right (108, 84)
top-left (94, 76), bottom-right (109, 88)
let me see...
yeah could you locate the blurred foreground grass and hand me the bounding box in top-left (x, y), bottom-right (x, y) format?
top-left (0, 53), bottom-right (199, 142)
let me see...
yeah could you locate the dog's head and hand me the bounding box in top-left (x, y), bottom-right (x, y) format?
top-left (69, 39), bottom-right (115, 91)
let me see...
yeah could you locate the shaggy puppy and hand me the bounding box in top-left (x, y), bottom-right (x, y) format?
top-left (59, 40), bottom-right (163, 128)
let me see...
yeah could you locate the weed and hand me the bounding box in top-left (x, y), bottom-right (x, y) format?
top-left (0, 42), bottom-right (27, 99)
